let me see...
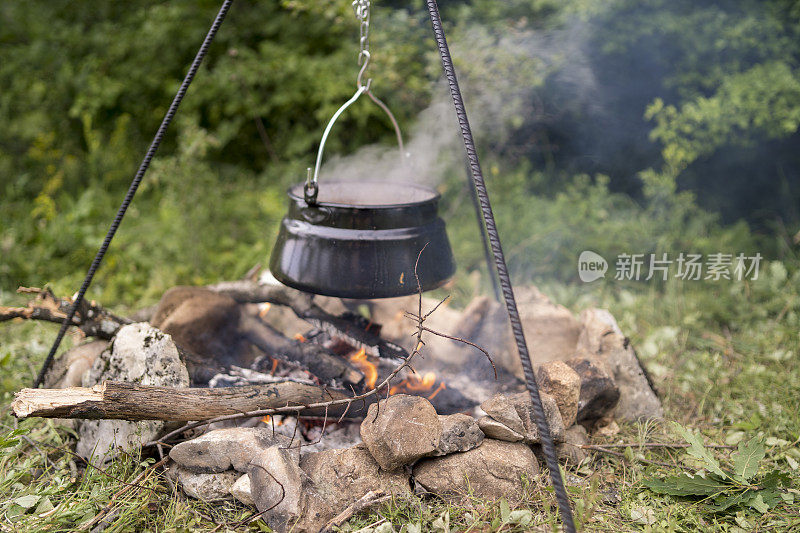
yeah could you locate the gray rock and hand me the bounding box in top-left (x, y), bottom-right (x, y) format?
top-left (480, 391), bottom-right (566, 444)
top-left (556, 425), bottom-right (590, 465)
top-left (517, 287), bottom-right (583, 372)
top-left (564, 357), bottom-right (621, 425)
top-left (477, 416), bottom-right (524, 442)
top-left (413, 439), bottom-right (540, 503)
top-left (480, 393), bottom-right (526, 435)
top-left (248, 446), bottom-right (305, 532)
top-left (77, 323), bottom-right (189, 464)
top-left (577, 309), bottom-right (663, 421)
top-left (360, 394), bottom-right (442, 471)
top-left (435, 414), bottom-right (483, 456)
top-left (169, 427), bottom-right (293, 473)
top-left (298, 444), bottom-right (411, 532)
top-left (536, 361), bottom-right (581, 427)
top-left (169, 465), bottom-right (238, 501)
top-left (230, 474), bottom-right (254, 507)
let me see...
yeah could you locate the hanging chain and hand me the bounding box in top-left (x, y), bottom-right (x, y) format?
top-left (306, 0), bottom-right (407, 205)
top-left (353, 0), bottom-right (370, 67)
top-left (352, 0), bottom-right (372, 90)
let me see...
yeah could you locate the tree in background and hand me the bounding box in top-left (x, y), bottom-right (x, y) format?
top-left (0, 0), bottom-right (797, 299)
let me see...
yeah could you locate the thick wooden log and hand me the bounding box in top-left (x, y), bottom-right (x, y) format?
top-left (12, 380), bottom-right (363, 421)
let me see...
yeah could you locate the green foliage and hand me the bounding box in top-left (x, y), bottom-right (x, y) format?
top-left (0, 0), bottom-right (438, 302)
top-left (647, 62), bottom-right (800, 170)
top-left (645, 425), bottom-right (793, 515)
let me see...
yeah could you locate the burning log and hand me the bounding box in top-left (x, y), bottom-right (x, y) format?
top-left (209, 280), bottom-right (408, 361)
top-left (11, 380), bottom-right (365, 421)
top-left (6, 279), bottom-right (407, 391)
top-left (142, 286), bottom-right (366, 388)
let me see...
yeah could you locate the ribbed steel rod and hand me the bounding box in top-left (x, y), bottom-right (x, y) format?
top-left (33, 0), bottom-right (235, 387)
top-left (464, 161), bottom-right (502, 302)
top-left (424, 1), bottom-right (576, 530)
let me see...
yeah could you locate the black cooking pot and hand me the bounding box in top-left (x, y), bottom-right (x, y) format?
top-left (269, 181), bottom-right (456, 299)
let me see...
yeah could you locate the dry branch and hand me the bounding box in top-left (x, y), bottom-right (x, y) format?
top-left (0, 287), bottom-right (129, 339)
top-left (12, 380), bottom-right (360, 421)
top-left (321, 490), bottom-right (391, 533)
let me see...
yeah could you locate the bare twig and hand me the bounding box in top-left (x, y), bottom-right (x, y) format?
top-left (235, 460), bottom-right (286, 527)
top-left (411, 321), bottom-right (497, 379)
top-left (321, 490), bottom-right (392, 533)
top-left (582, 442), bottom-right (735, 450)
top-left (67, 449), bottom-right (167, 494)
top-left (583, 445), bottom-right (675, 468)
top-left (78, 456), bottom-right (169, 531)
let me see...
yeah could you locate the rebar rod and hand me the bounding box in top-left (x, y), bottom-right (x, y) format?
top-left (33, 0), bottom-right (235, 387)
top-left (424, 2), bottom-right (576, 530)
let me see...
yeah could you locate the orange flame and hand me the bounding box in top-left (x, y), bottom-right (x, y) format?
top-left (389, 371), bottom-right (444, 400)
top-left (261, 414), bottom-right (285, 426)
top-left (427, 381), bottom-right (446, 400)
top-left (258, 302), bottom-right (272, 318)
top-left (293, 333), bottom-right (307, 343)
top-left (348, 347), bottom-right (378, 390)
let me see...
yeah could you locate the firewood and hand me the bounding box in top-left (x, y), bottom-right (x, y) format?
top-left (11, 380), bottom-right (363, 421)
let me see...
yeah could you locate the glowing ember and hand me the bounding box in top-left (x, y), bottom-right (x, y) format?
top-left (269, 357), bottom-right (279, 375)
top-left (293, 333), bottom-right (307, 343)
top-left (258, 302), bottom-right (271, 318)
top-left (347, 347), bottom-right (378, 390)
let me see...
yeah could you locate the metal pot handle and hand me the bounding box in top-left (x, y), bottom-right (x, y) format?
top-left (305, 55), bottom-right (406, 205)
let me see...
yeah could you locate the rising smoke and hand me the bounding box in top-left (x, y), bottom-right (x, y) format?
top-left (316, 1), bottom-right (800, 227)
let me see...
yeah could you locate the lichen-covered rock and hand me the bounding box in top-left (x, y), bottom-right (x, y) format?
top-left (298, 444), bottom-right (411, 532)
top-left (169, 465), bottom-right (239, 501)
top-left (564, 357), bottom-right (621, 425)
top-left (434, 414), bottom-right (483, 456)
top-left (413, 439), bottom-right (539, 503)
top-left (77, 323), bottom-right (189, 463)
top-left (479, 391), bottom-right (565, 443)
top-left (536, 361), bottom-right (581, 427)
top-left (360, 394), bottom-right (442, 471)
top-left (169, 427), bottom-right (294, 473)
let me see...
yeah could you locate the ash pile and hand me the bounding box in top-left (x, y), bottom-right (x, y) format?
top-left (29, 273), bottom-right (661, 532)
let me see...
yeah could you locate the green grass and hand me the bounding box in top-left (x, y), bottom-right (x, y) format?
top-left (2, 265), bottom-right (799, 532)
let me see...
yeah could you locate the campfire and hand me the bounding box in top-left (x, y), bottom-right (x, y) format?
top-left (7, 271), bottom-right (662, 532)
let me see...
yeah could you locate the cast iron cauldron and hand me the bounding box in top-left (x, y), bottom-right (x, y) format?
top-left (270, 181), bottom-right (456, 299)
